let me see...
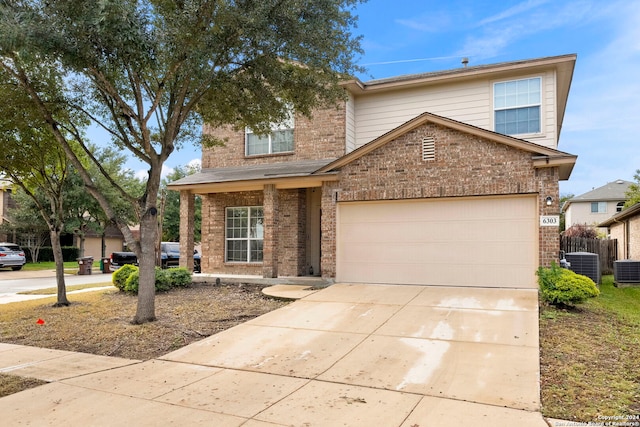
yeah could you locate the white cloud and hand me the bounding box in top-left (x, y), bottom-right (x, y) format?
top-left (395, 10), bottom-right (453, 33)
top-left (477, 0), bottom-right (551, 26)
top-left (459, 1), bottom-right (596, 60)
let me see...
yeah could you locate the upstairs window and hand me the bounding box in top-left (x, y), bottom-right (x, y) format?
top-left (616, 202), bottom-right (625, 212)
top-left (591, 202), bottom-right (607, 214)
top-left (494, 77), bottom-right (541, 136)
top-left (245, 113), bottom-right (294, 156)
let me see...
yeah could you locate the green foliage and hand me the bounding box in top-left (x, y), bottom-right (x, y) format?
top-left (625, 169), bottom-right (640, 208)
top-left (537, 263), bottom-right (600, 306)
top-left (154, 268), bottom-right (172, 292)
top-left (162, 164), bottom-right (201, 242)
top-left (1, 0), bottom-right (364, 323)
top-left (112, 264), bottom-right (139, 291)
top-left (165, 268), bottom-right (192, 288)
top-left (124, 269), bottom-right (140, 293)
top-left (112, 265), bottom-right (192, 293)
top-left (563, 223), bottom-right (598, 238)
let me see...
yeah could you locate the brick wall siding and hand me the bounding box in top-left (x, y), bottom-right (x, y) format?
top-left (319, 122), bottom-right (561, 277)
top-left (201, 105), bottom-right (347, 168)
top-left (610, 215), bottom-right (640, 260)
top-left (200, 189), bottom-right (306, 276)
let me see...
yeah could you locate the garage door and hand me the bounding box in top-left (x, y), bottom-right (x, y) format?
top-left (336, 196), bottom-right (538, 288)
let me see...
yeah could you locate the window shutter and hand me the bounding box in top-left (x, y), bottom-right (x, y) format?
top-left (422, 137), bottom-right (435, 161)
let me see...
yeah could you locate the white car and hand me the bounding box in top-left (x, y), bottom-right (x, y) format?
top-left (0, 243), bottom-right (26, 271)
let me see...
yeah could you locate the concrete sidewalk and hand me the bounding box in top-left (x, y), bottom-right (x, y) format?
top-left (0, 283), bottom-right (551, 426)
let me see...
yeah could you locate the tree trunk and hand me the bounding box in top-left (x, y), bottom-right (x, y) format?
top-left (132, 212), bottom-right (158, 324)
top-left (50, 229), bottom-right (69, 307)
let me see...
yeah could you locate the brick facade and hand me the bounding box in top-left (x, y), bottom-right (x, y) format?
top-left (609, 213), bottom-right (640, 260)
top-left (198, 113), bottom-right (562, 282)
top-left (318, 122), bottom-right (560, 277)
top-left (201, 105), bottom-right (347, 169)
top-left (200, 189), bottom-right (307, 277)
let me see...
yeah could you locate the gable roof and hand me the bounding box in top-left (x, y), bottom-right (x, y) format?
top-left (599, 202), bottom-right (640, 227)
top-left (314, 111), bottom-right (577, 180)
top-left (569, 180), bottom-right (633, 202)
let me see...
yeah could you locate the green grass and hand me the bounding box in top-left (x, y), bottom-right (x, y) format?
top-left (586, 275), bottom-right (640, 325)
top-left (22, 261), bottom-right (91, 271)
top-left (539, 275), bottom-right (640, 420)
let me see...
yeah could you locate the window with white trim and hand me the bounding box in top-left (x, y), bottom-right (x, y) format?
top-left (494, 77), bottom-right (541, 135)
top-left (225, 207), bottom-right (264, 262)
top-left (245, 113), bottom-right (294, 156)
top-left (616, 202), bottom-right (625, 212)
top-left (591, 202), bottom-right (607, 214)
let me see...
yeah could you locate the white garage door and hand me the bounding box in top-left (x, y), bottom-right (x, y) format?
top-left (336, 196), bottom-right (538, 288)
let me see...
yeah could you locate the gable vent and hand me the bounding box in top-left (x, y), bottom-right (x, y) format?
top-left (422, 137), bottom-right (436, 161)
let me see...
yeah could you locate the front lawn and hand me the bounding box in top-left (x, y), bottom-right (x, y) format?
top-left (539, 275), bottom-right (640, 421)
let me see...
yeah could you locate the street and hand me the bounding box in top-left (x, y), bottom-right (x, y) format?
top-left (0, 270), bottom-right (113, 304)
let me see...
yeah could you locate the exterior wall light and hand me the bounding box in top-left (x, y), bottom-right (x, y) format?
top-left (545, 196), bottom-right (553, 206)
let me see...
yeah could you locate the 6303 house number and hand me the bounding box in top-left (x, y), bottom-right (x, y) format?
top-left (540, 215), bottom-right (560, 226)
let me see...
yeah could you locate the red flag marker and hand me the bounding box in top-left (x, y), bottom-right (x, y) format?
top-left (36, 318), bottom-right (45, 325)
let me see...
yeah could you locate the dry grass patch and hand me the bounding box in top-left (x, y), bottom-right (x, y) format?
top-left (0, 373), bottom-right (47, 398)
top-left (0, 282), bottom-right (289, 360)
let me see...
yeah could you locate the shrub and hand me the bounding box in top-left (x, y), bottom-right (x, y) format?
top-left (112, 264), bottom-right (139, 291)
top-left (537, 263), bottom-right (600, 306)
top-left (166, 268), bottom-right (192, 288)
top-left (123, 269), bottom-right (140, 293)
top-left (154, 268), bottom-right (172, 292)
top-left (116, 267), bottom-right (189, 294)
top-left (563, 223), bottom-right (598, 239)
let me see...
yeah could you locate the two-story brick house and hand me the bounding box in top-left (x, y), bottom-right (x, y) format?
top-left (169, 54), bottom-right (577, 289)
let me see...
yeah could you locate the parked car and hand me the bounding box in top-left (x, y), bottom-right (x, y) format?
top-left (109, 251), bottom-right (138, 272)
top-left (0, 243), bottom-right (26, 271)
top-left (161, 242), bottom-right (201, 273)
top-left (109, 244), bottom-right (201, 273)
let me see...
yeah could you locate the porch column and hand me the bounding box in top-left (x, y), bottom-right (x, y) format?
top-left (263, 184), bottom-right (279, 278)
top-left (179, 190), bottom-right (195, 272)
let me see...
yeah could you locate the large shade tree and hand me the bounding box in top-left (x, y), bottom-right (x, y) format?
top-left (0, 0), bottom-right (364, 323)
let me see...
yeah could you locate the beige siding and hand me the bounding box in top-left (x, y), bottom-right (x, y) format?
top-left (345, 93), bottom-right (356, 153)
top-left (566, 201), bottom-right (624, 231)
top-left (353, 70), bottom-right (559, 150)
top-left (336, 196), bottom-right (538, 288)
top-left (83, 237), bottom-right (125, 260)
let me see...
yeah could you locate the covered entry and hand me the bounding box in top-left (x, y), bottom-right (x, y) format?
top-left (336, 195), bottom-right (538, 288)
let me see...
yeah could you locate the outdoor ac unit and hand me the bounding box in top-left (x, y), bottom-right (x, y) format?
top-left (614, 260), bottom-right (640, 284)
top-left (565, 252), bottom-right (601, 285)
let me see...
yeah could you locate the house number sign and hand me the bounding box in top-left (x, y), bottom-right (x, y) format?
top-left (540, 215), bottom-right (560, 226)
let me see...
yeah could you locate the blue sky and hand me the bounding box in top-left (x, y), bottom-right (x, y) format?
top-left (163, 0), bottom-right (640, 197)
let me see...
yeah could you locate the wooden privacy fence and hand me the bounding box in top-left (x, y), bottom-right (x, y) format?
top-left (560, 236), bottom-right (618, 274)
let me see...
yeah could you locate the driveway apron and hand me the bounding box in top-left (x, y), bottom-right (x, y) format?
top-left (0, 283), bottom-right (547, 426)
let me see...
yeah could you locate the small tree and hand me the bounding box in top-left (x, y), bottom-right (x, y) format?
top-left (1, 0), bottom-right (365, 323)
top-left (625, 169), bottom-right (640, 208)
top-left (563, 223), bottom-right (599, 239)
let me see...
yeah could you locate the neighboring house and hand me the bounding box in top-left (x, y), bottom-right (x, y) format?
top-left (76, 224), bottom-right (126, 260)
top-left (599, 202), bottom-right (640, 260)
top-left (562, 180), bottom-right (632, 232)
top-left (169, 54), bottom-right (577, 289)
top-left (0, 179), bottom-right (17, 242)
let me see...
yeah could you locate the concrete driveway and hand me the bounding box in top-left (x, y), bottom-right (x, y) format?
top-left (0, 283), bottom-right (547, 426)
